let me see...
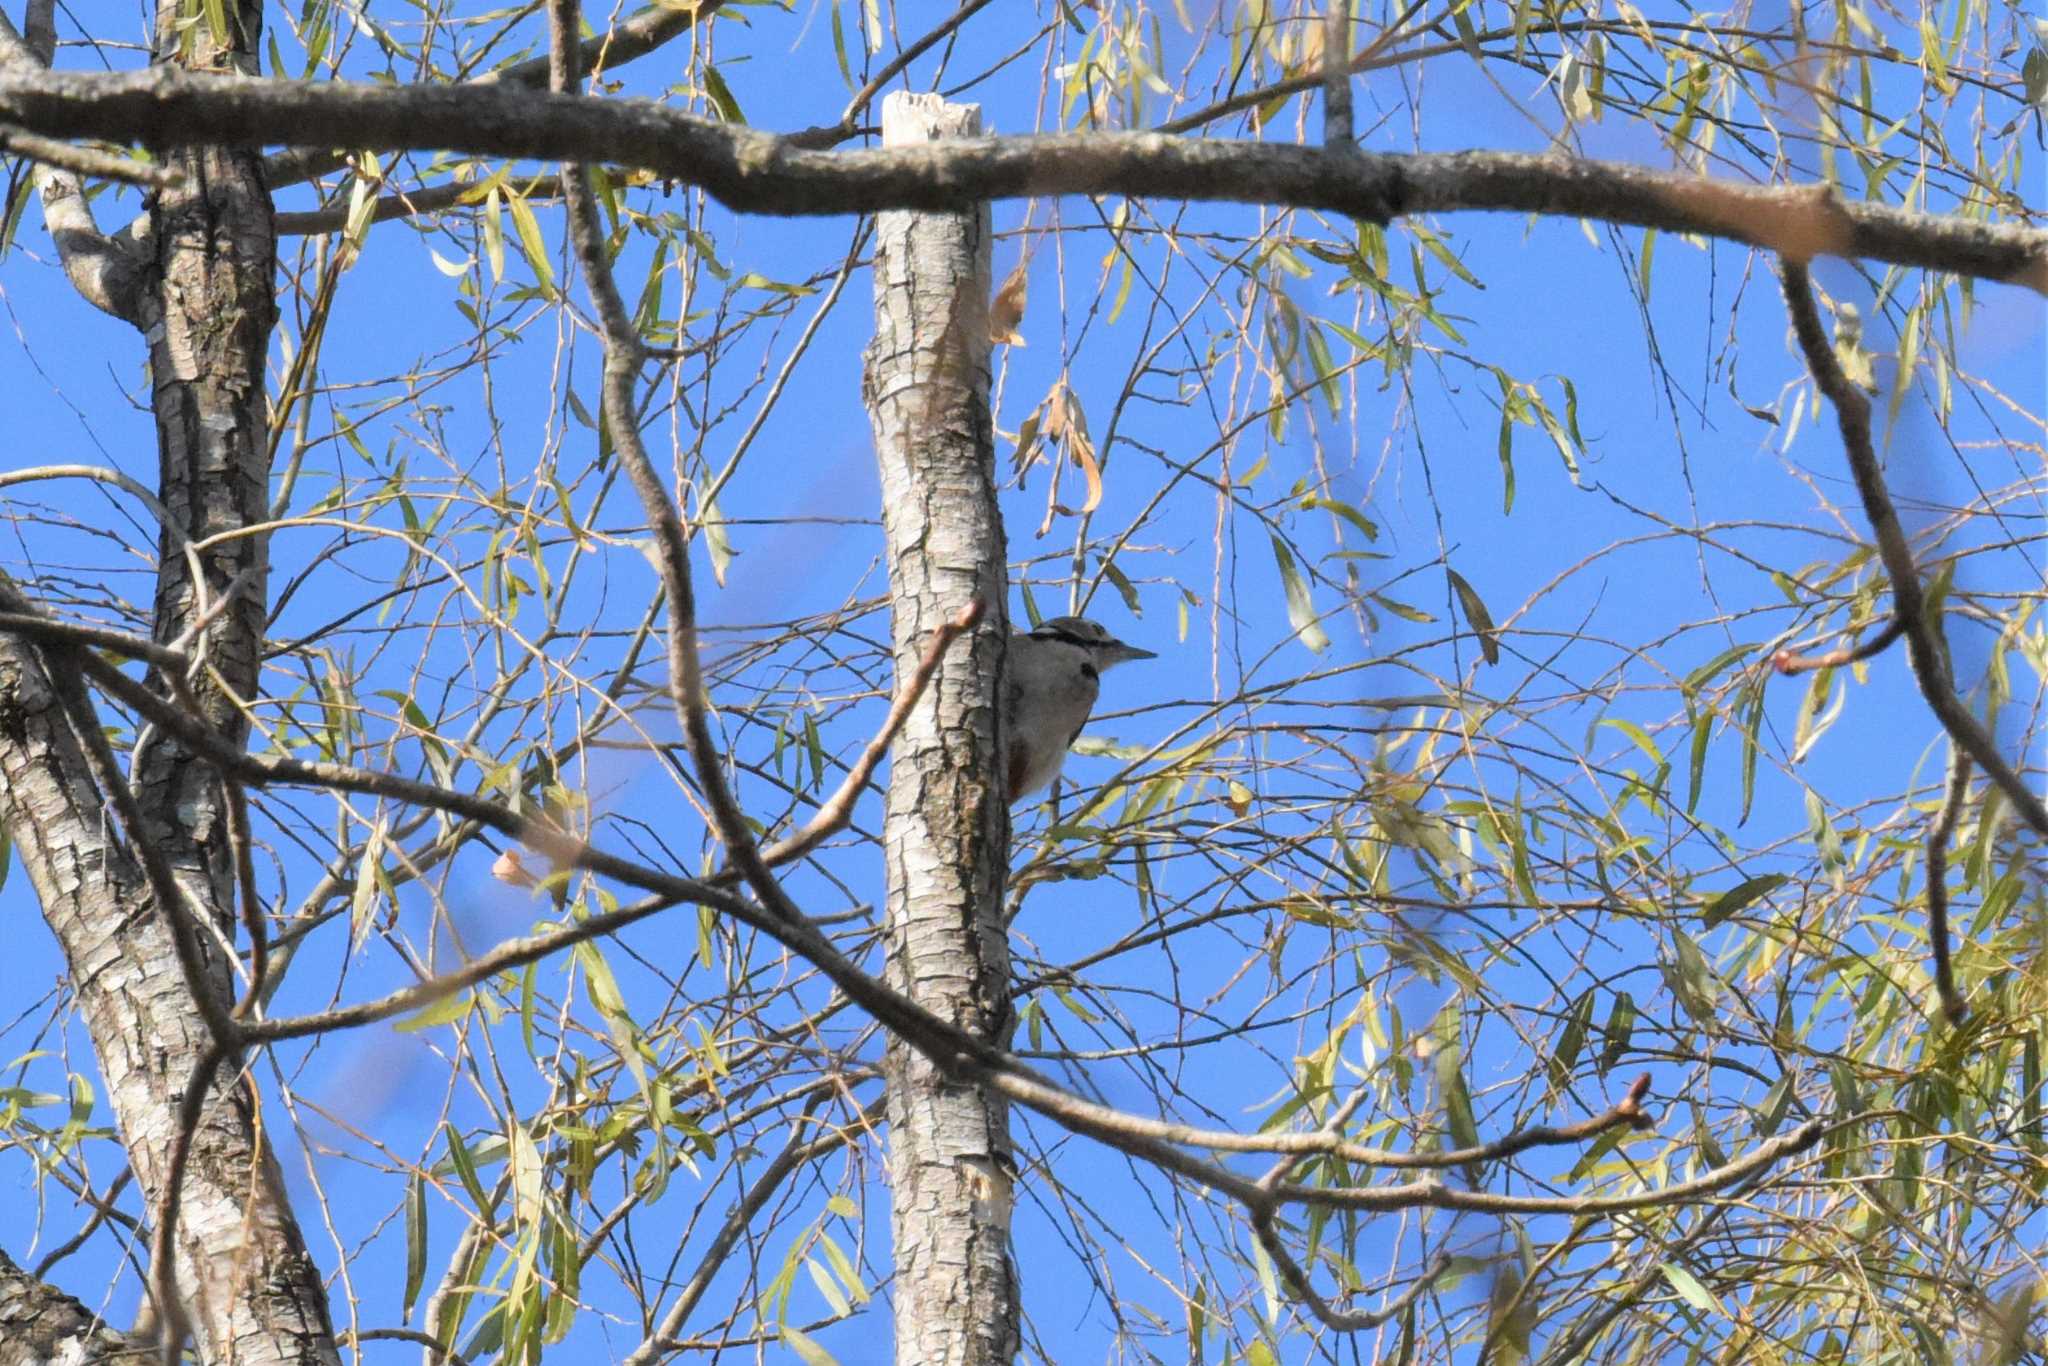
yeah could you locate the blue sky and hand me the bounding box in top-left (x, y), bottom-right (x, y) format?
top-left (1, 0), bottom-right (2042, 1361)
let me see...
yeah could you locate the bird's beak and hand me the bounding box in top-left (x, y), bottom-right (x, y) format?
top-left (1108, 640), bottom-right (1156, 663)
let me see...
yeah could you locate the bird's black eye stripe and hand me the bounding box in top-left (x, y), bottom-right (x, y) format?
top-left (1033, 626), bottom-right (1101, 649)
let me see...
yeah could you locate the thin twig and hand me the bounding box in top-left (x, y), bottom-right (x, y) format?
top-left (275, 172), bottom-right (563, 236)
top-left (31, 1167), bottom-right (134, 1278)
top-left (0, 612), bottom-right (185, 669)
top-left (1770, 613), bottom-right (1906, 675)
top-left (1926, 747), bottom-right (1972, 1023)
top-left (1161, 0), bottom-right (1432, 137)
top-left (754, 598), bottom-right (983, 870)
top-left (226, 775), bottom-right (269, 1017)
top-left (1252, 1224), bottom-right (1448, 1332)
top-left (787, 0), bottom-right (997, 150)
top-left (336, 1328), bottom-right (471, 1365)
top-left (623, 1098), bottom-right (855, 1365)
top-left (149, 1041), bottom-right (228, 1366)
top-left (0, 121), bottom-right (181, 186)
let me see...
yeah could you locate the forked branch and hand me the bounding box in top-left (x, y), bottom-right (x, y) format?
top-left (1777, 260), bottom-right (2047, 841)
top-left (1778, 259), bottom-right (2046, 1022)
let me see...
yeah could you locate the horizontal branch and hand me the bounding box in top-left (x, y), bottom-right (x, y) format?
top-left (1771, 613), bottom-right (1906, 675)
top-left (0, 120), bottom-right (181, 186)
top-left (0, 68), bottom-right (2040, 289)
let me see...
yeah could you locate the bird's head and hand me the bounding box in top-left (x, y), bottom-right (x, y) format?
top-left (1027, 616), bottom-right (1156, 669)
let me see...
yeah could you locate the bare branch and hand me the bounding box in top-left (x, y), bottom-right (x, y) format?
top-left (276, 172), bottom-right (563, 236)
top-left (147, 1044), bottom-right (227, 1365)
top-left (624, 1100), bottom-right (860, 1364)
top-left (1926, 748), bottom-right (1972, 1023)
top-left (754, 598), bottom-right (984, 870)
top-left (0, 121), bottom-right (181, 185)
top-left (1252, 1226), bottom-right (1448, 1333)
top-left (30, 1167), bottom-right (134, 1279)
top-left (42, 648), bottom-right (240, 1050)
top-left (786, 0), bottom-right (997, 150)
top-left (262, 0), bottom-right (730, 191)
top-left (0, 16), bottom-right (149, 323)
top-left (1, 70), bottom-right (2042, 288)
top-left (1770, 613), bottom-right (1907, 675)
top-left (1777, 260), bottom-right (2048, 836)
top-left (545, 0), bottom-right (823, 953)
top-left (0, 463), bottom-right (180, 537)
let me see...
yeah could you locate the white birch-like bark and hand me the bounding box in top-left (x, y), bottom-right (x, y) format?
top-left (0, 0), bottom-right (338, 1358)
top-left (862, 90), bottom-right (1019, 1366)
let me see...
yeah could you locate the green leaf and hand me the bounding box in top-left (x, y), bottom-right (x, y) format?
top-left (1547, 989), bottom-right (1594, 1092)
top-left (1299, 495), bottom-right (1379, 542)
top-left (1685, 709), bottom-right (1711, 814)
top-left (1660, 1262), bottom-right (1723, 1315)
top-left (1446, 568), bottom-right (1500, 665)
top-left (1268, 534), bottom-right (1330, 654)
top-left (442, 1123), bottom-right (493, 1215)
top-left (1702, 873), bottom-right (1789, 927)
top-left (1600, 717), bottom-right (1662, 767)
top-left (816, 1231), bottom-right (868, 1305)
top-left (505, 191), bottom-right (555, 297)
top-left (806, 1258), bottom-right (851, 1317)
top-left (481, 185), bottom-right (505, 283)
top-left (402, 1171), bottom-right (428, 1320)
top-left (1495, 401), bottom-right (1516, 513)
top-left (780, 1324), bottom-right (838, 1365)
top-left (1600, 992), bottom-right (1635, 1073)
top-left (701, 63), bottom-right (746, 123)
top-left (396, 989), bottom-right (475, 1032)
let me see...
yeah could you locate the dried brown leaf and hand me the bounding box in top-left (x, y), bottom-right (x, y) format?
top-left (989, 262), bottom-right (1028, 346)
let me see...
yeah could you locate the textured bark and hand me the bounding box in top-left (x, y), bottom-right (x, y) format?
top-left (0, 633), bottom-right (335, 1364)
top-left (0, 1246), bottom-right (130, 1365)
top-left (862, 92), bottom-right (1018, 1366)
top-left (0, 1), bottom-right (335, 1360)
top-left (0, 68), bottom-right (2043, 291)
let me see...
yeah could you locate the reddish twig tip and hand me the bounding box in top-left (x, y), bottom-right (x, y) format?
top-left (1620, 1073), bottom-right (1655, 1128)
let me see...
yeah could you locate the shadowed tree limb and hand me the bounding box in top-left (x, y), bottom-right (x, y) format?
top-left (1777, 257), bottom-right (2047, 1022)
top-left (1925, 748), bottom-right (1973, 1022)
top-left (1777, 260), bottom-right (2046, 840)
top-left (0, 69), bottom-right (2042, 289)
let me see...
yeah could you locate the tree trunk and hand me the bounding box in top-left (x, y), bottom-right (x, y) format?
top-left (0, 1), bottom-right (336, 1359)
top-left (0, 1246), bottom-right (130, 1364)
top-left (862, 91), bottom-right (1019, 1366)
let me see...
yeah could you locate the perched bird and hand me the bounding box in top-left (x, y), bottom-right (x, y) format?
top-left (1003, 615), bottom-right (1154, 801)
